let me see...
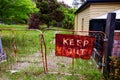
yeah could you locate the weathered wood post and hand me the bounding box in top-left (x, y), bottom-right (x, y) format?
top-left (103, 13), bottom-right (116, 78)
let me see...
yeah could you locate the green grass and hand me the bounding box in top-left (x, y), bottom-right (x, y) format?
top-left (0, 24), bottom-right (27, 29)
top-left (0, 25), bottom-right (41, 54)
top-left (0, 24), bottom-right (103, 80)
top-left (43, 30), bottom-right (56, 54)
top-left (0, 24), bottom-right (41, 72)
top-left (1, 71), bottom-right (80, 80)
top-left (14, 30), bottom-right (40, 55)
top-left (74, 59), bottom-right (102, 80)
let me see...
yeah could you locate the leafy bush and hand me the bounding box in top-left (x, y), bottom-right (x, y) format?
top-left (109, 56), bottom-right (120, 80)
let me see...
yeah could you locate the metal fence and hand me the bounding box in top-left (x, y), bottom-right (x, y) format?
top-left (42, 29), bottom-right (106, 75)
top-left (0, 28), bottom-right (106, 75)
top-left (0, 29), bottom-right (46, 73)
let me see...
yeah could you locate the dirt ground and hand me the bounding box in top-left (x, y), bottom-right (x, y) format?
top-left (11, 51), bottom-right (72, 74)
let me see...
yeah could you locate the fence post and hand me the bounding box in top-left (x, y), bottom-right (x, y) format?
top-left (103, 13), bottom-right (116, 78)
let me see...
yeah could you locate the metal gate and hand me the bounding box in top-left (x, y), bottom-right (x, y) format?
top-left (0, 29), bottom-right (46, 74)
top-left (0, 28), bottom-right (106, 78)
top-left (42, 29), bottom-right (106, 76)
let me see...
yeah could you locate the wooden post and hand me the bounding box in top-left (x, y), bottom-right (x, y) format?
top-left (103, 13), bottom-right (116, 78)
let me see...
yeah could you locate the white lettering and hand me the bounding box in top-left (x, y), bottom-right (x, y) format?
top-left (77, 40), bottom-right (82, 46)
top-left (83, 40), bottom-right (89, 47)
top-left (63, 38), bottom-right (69, 45)
top-left (69, 39), bottom-right (74, 46)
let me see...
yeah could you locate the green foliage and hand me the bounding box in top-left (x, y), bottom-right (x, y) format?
top-left (109, 56), bottom-right (120, 80)
top-left (37, 0), bottom-right (48, 14)
top-left (62, 8), bottom-right (76, 29)
top-left (56, 2), bottom-right (76, 29)
top-left (36, 0), bottom-right (64, 28)
top-left (0, 0), bottom-right (38, 24)
top-left (52, 9), bottom-right (65, 22)
top-left (28, 0), bottom-right (75, 29)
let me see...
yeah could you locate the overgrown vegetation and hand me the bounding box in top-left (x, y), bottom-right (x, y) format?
top-left (0, 24), bottom-right (41, 72)
top-left (0, 25), bottom-right (40, 55)
top-left (0, 24), bottom-right (103, 80)
top-left (109, 56), bottom-right (120, 80)
top-left (74, 59), bottom-right (102, 80)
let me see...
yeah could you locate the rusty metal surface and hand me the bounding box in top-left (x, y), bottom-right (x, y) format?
top-left (55, 34), bottom-right (95, 59)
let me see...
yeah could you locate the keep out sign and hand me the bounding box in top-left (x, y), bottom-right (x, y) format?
top-left (55, 34), bottom-right (95, 60)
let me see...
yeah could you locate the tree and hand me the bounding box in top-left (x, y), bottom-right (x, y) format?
top-left (53, 9), bottom-right (65, 22)
top-left (36, 0), bottom-right (64, 28)
top-left (63, 8), bottom-right (75, 29)
top-left (59, 1), bottom-right (71, 8)
top-left (0, 0), bottom-right (38, 24)
top-left (28, 13), bottom-right (40, 29)
top-left (59, 2), bottom-right (76, 29)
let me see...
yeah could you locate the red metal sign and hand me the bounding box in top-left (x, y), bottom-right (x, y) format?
top-left (55, 34), bottom-right (95, 60)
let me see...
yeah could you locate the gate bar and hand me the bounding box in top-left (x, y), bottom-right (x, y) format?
top-left (40, 34), bottom-right (48, 73)
top-left (42, 34), bottom-right (48, 72)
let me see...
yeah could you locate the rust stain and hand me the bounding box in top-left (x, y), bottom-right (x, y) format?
top-left (55, 34), bottom-right (95, 60)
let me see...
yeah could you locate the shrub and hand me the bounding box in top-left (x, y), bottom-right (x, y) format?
top-left (109, 56), bottom-right (120, 80)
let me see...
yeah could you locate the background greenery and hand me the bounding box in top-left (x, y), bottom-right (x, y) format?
top-left (0, 0), bottom-right (75, 29)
